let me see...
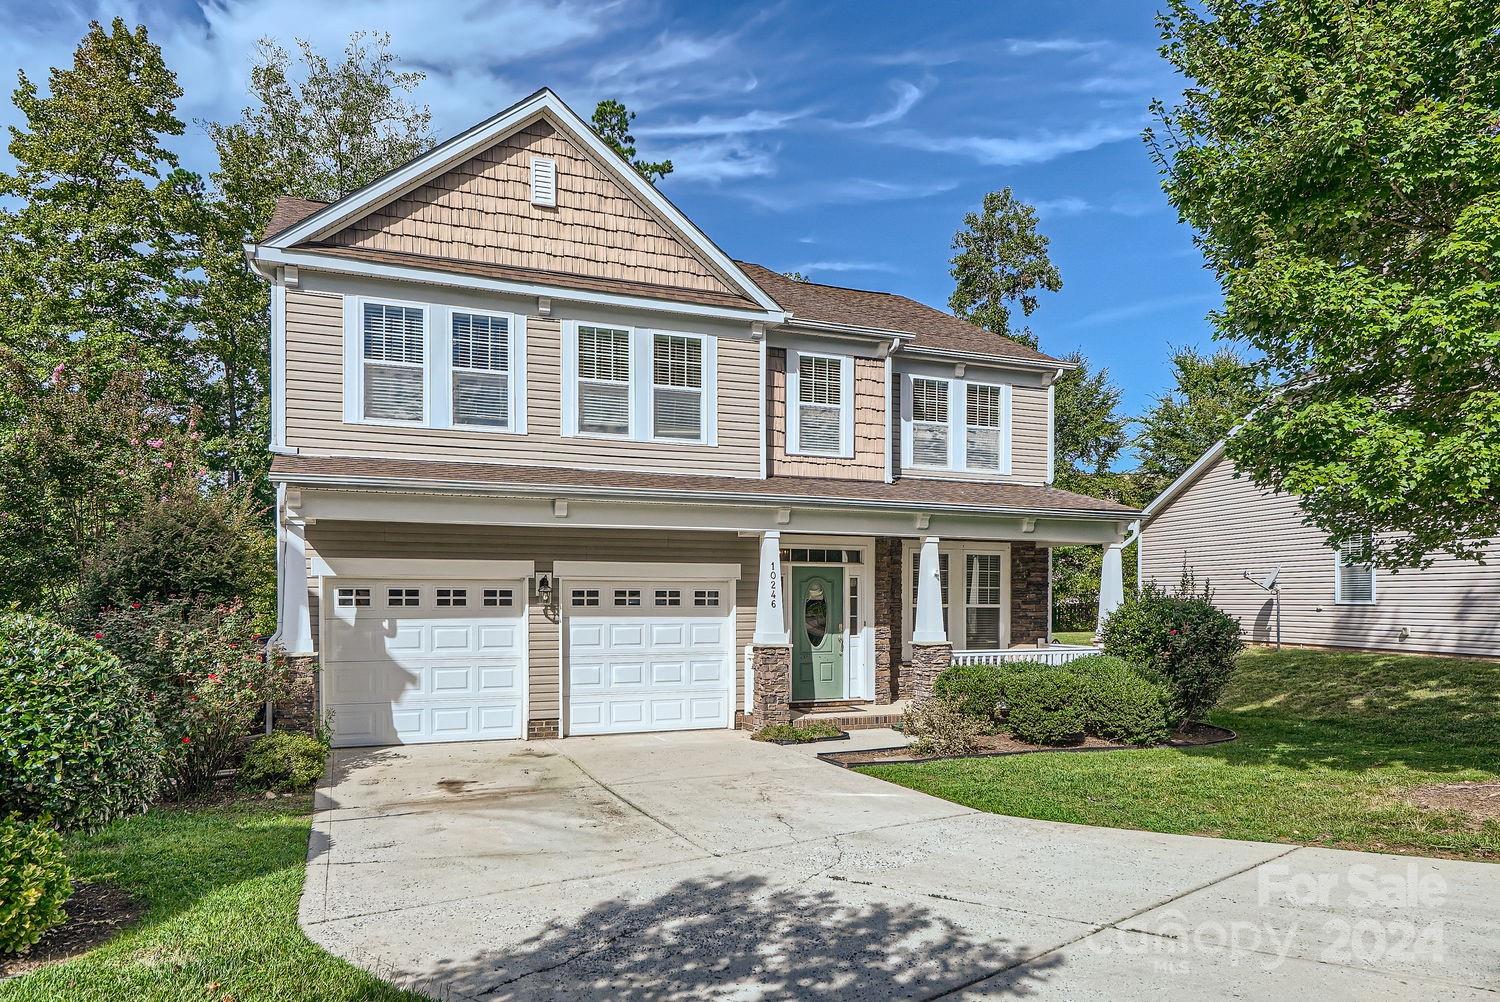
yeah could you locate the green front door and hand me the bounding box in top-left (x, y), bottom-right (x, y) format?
top-left (791, 566), bottom-right (845, 701)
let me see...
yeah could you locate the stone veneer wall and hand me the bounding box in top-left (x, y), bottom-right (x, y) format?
top-left (1011, 542), bottom-right (1051, 646)
top-left (272, 655), bottom-right (319, 735)
top-left (750, 645), bottom-right (793, 728)
top-left (906, 643), bottom-right (952, 703)
top-left (873, 538), bottom-right (904, 704)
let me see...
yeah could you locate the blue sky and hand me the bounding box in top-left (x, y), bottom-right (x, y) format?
top-left (0, 0), bottom-right (1222, 435)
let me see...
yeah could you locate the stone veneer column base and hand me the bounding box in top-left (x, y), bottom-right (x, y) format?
top-left (751, 645), bottom-right (793, 730)
top-left (907, 643), bottom-right (953, 704)
top-left (873, 537), bottom-right (903, 704)
top-left (527, 718), bottom-right (560, 740)
top-left (271, 654), bottom-right (319, 735)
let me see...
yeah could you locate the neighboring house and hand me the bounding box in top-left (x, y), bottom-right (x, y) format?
top-left (248, 88), bottom-right (1136, 748)
top-left (1138, 440), bottom-right (1498, 657)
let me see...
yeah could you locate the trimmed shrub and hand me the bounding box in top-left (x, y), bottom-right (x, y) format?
top-left (0, 813), bottom-right (71, 956)
top-left (1067, 654), bottom-right (1179, 745)
top-left (933, 664), bottom-right (1006, 722)
top-left (0, 614), bottom-right (161, 829)
top-left (902, 697), bottom-right (984, 757)
top-left (240, 732), bottom-right (330, 791)
top-left (751, 722), bottom-right (843, 744)
top-left (1005, 669), bottom-right (1086, 745)
top-left (1100, 579), bottom-right (1243, 719)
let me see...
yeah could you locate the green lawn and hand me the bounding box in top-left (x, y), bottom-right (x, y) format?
top-left (1051, 630), bottom-right (1096, 645)
top-left (0, 798), bottom-right (420, 1002)
top-left (860, 647), bottom-right (1500, 859)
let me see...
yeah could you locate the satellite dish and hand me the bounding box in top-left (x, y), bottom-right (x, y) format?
top-left (1242, 567), bottom-right (1281, 591)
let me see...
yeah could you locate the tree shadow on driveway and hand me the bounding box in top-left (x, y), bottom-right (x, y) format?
top-left (411, 872), bottom-right (1062, 1001)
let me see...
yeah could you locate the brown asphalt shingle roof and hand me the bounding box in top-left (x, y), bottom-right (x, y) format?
top-left (271, 454), bottom-right (1137, 517)
top-left (261, 196), bottom-right (328, 240)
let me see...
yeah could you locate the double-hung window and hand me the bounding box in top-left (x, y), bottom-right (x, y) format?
top-left (1334, 534), bottom-right (1376, 604)
top-left (910, 377), bottom-right (950, 467)
top-left (577, 325), bottom-right (632, 436)
top-left (362, 302), bottom-right (425, 421)
top-left (652, 334), bottom-right (703, 441)
top-left (965, 383), bottom-right (1005, 472)
top-left (451, 311), bottom-right (511, 428)
top-left (789, 352), bottom-right (851, 456)
top-left (964, 554), bottom-right (1004, 649)
top-left (905, 543), bottom-right (1009, 654)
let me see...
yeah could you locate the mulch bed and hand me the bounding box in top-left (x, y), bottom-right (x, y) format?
top-left (822, 721), bottom-right (1236, 767)
top-left (1405, 782), bottom-right (1500, 825)
top-left (0, 882), bottom-right (142, 979)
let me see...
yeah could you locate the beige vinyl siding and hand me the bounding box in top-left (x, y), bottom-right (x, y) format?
top-left (898, 381), bottom-right (1050, 486)
top-left (285, 288), bottom-right (761, 476)
top-left (766, 348), bottom-right (886, 480)
top-left (1141, 453), bottom-right (1500, 657)
top-left (324, 116), bottom-right (736, 297)
top-left (304, 522), bottom-right (758, 723)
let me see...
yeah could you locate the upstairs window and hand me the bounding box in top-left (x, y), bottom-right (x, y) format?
top-left (451, 311), bottom-right (510, 428)
top-left (790, 352), bottom-right (850, 456)
top-left (911, 378), bottom-right (950, 467)
top-left (362, 302), bottom-right (425, 421)
top-left (965, 383), bottom-right (1004, 471)
top-left (577, 325), bottom-right (631, 436)
top-left (1335, 534), bottom-right (1376, 604)
top-left (652, 334), bottom-right (704, 441)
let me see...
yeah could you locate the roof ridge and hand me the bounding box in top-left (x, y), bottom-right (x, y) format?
top-left (736, 260), bottom-right (900, 298)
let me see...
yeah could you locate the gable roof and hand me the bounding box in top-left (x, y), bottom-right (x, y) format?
top-left (740, 263), bottom-right (1063, 368)
top-left (252, 87), bottom-right (781, 315)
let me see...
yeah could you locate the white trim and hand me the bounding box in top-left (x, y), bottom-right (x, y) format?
top-left (446, 304), bottom-right (523, 433)
top-left (514, 315), bottom-right (529, 435)
top-left (786, 348), bottom-right (854, 459)
top-left (645, 328), bottom-right (715, 446)
top-left (252, 244), bottom-right (782, 325)
top-left (270, 279), bottom-right (287, 450)
top-left (901, 540), bottom-right (1013, 657)
top-left (1332, 539), bottom-right (1378, 605)
top-left (883, 353), bottom-right (894, 483)
top-left (899, 344), bottom-right (1077, 373)
top-left (343, 293), bottom-right (432, 427)
top-left (311, 557), bottom-right (536, 579)
top-left (556, 560), bottom-right (742, 581)
top-left (1046, 382), bottom-right (1055, 484)
top-left (258, 88), bottom-right (782, 314)
top-left (757, 338), bottom-right (768, 478)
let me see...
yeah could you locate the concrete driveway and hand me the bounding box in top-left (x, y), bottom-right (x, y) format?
top-left (301, 731), bottom-right (1499, 1000)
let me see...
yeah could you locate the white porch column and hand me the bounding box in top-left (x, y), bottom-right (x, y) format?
top-left (912, 535), bottom-right (947, 644)
top-left (275, 486), bottom-right (315, 656)
top-left (1096, 541), bottom-right (1126, 634)
top-left (752, 530), bottom-right (789, 646)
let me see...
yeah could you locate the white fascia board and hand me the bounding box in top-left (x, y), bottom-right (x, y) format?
top-left (310, 557), bottom-right (536, 579)
top-left (260, 88), bottom-right (782, 314)
top-left (1139, 439), bottom-right (1229, 525)
top-left (899, 345), bottom-right (1078, 373)
top-left (250, 245), bottom-right (783, 325)
top-left (553, 561), bottom-right (741, 581)
top-left (270, 468), bottom-right (1138, 521)
top-left (778, 317), bottom-right (910, 340)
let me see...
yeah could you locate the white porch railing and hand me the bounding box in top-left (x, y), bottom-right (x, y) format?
top-left (950, 644), bottom-right (1101, 668)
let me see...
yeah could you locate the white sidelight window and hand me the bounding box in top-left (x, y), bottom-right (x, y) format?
top-left (652, 333), bottom-right (704, 441)
top-left (362, 302), bottom-right (425, 421)
top-left (964, 553), bottom-right (1004, 649)
top-left (577, 325), bottom-right (632, 436)
top-left (1334, 534), bottom-right (1376, 604)
top-left (788, 351), bottom-right (852, 457)
top-left (451, 311), bottom-right (511, 428)
top-left (911, 377), bottom-right (950, 467)
top-left (960, 387), bottom-right (1008, 474)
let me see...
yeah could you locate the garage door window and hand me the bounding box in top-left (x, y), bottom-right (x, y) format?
top-left (693, 589), bottom-right (720, 607)
top-left (435, 587), bottom-right (467, 607)
top-left (654, 589), bottom-right (682, 606)
top-left (387, 587), bottom-right (420, 607)
top-left (572, 589), bottom-right (600, 607)
top-left (336, 587), bottom-right (371, 608)
top-left (614, 589), bottom-right (641, 606)
top-left (482, 588), bottom-right (513, 607)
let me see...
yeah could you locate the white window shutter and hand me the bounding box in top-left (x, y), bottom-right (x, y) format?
top-left (530, 157), bottom-right (557, 206)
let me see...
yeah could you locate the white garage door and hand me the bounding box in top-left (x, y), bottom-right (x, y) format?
top-left (323, 579), bottom-right (527, 747)
top-left (565, 578), bottom-right (734, 735)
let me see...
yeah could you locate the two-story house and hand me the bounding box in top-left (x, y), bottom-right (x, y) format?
top-left (249, 88), bottom-right (1137, 748)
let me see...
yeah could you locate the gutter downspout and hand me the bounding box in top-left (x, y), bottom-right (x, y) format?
top-left (881, 335), bottom-right (906, 484)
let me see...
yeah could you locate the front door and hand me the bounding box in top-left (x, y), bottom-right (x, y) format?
top-left (791, 566), bottom-right (844, 701)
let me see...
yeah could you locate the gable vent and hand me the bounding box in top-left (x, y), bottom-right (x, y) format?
top-left (530, 156), bottom-right (557, 207)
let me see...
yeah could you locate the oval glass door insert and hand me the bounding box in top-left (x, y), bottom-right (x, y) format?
top-left (804, 582), bottom-right (827, 646)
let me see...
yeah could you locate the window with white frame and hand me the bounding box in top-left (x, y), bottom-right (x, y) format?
top-left (362, 302), bottom-right (425, 421)
top-left (905, 544), bottom-right (1009, 653)
top-left (911, 377), bottom-right (950, 467)
top-left (965, 384), bottom-right (1004, 471)
top-left (793, 354), bottom-right (846, 455)
top-left (964, 554), bottom-right (1004, 649)
top-left (652, 334), bottom-right (703, 441)
top-left (1334, 534), bottom-right (1376, 604)
top-left (451, 311), bottom-right (511, 428)
top-left (577, 325), bottom-right (631, 435)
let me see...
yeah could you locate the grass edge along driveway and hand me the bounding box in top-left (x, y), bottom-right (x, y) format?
top-left (859, 647), bottom-right (1500, 861)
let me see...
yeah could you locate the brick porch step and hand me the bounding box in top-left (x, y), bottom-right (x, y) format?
top-left (791, 700), bottom-right (909, 731)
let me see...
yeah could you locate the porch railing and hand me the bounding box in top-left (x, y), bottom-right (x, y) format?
top-left (950, 644), bottom-right (1101, 668)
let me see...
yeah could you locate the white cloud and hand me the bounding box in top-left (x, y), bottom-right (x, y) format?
top-left (1032, 196), bottom-right (1093, 216)
top-left (830, 80), bottom-right (926, 129)
top-left (636, 107), bottom-right (812, 138)
top-left (1066, 292), bottom-right (1218, 329)
top-left (665, 136), bottom-right (777, 183)
top-left (1003, 37), bottom-right (1109, 57)
top-left (738, 176), bottom-right (957, 211)
top-left (792, 260), bottom-right (898, 274)
top-left (888, 121), bottom-right (1139, 166)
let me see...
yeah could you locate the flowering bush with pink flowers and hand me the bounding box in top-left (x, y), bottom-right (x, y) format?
top-left (93, 600), bottom-right (292, 792)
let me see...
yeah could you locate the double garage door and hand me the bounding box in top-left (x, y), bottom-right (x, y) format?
top-left (322, 570), bottom-right (735, 747)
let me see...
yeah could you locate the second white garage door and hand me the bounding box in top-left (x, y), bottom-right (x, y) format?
top-left (565, 577), bottom-right (735, 735)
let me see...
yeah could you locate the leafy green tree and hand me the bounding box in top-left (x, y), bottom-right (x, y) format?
top-left (590, 99), bottom-right (674, 183)
top-left (1135, 346), bottom-right (1262, 494)
top-left (1149, 0), bottom-right (1500, 567)
top-left (200, 32), bottom-right (435, 497)
top-left (948, 188), bottom-right (1062, 349)
top-left (1052, 353), bottom-right (1129, 487)
top-left (0, 18), bottom-right (201, 394)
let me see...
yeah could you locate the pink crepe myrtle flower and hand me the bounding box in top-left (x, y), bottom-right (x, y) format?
top-left (146, 438), bottom-right (164, 449)
top-left (50, 363), bottom-right (66, 386)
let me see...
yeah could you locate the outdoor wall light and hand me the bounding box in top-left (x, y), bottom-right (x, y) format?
top-left (536, 573), bottom-right (553, 607)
